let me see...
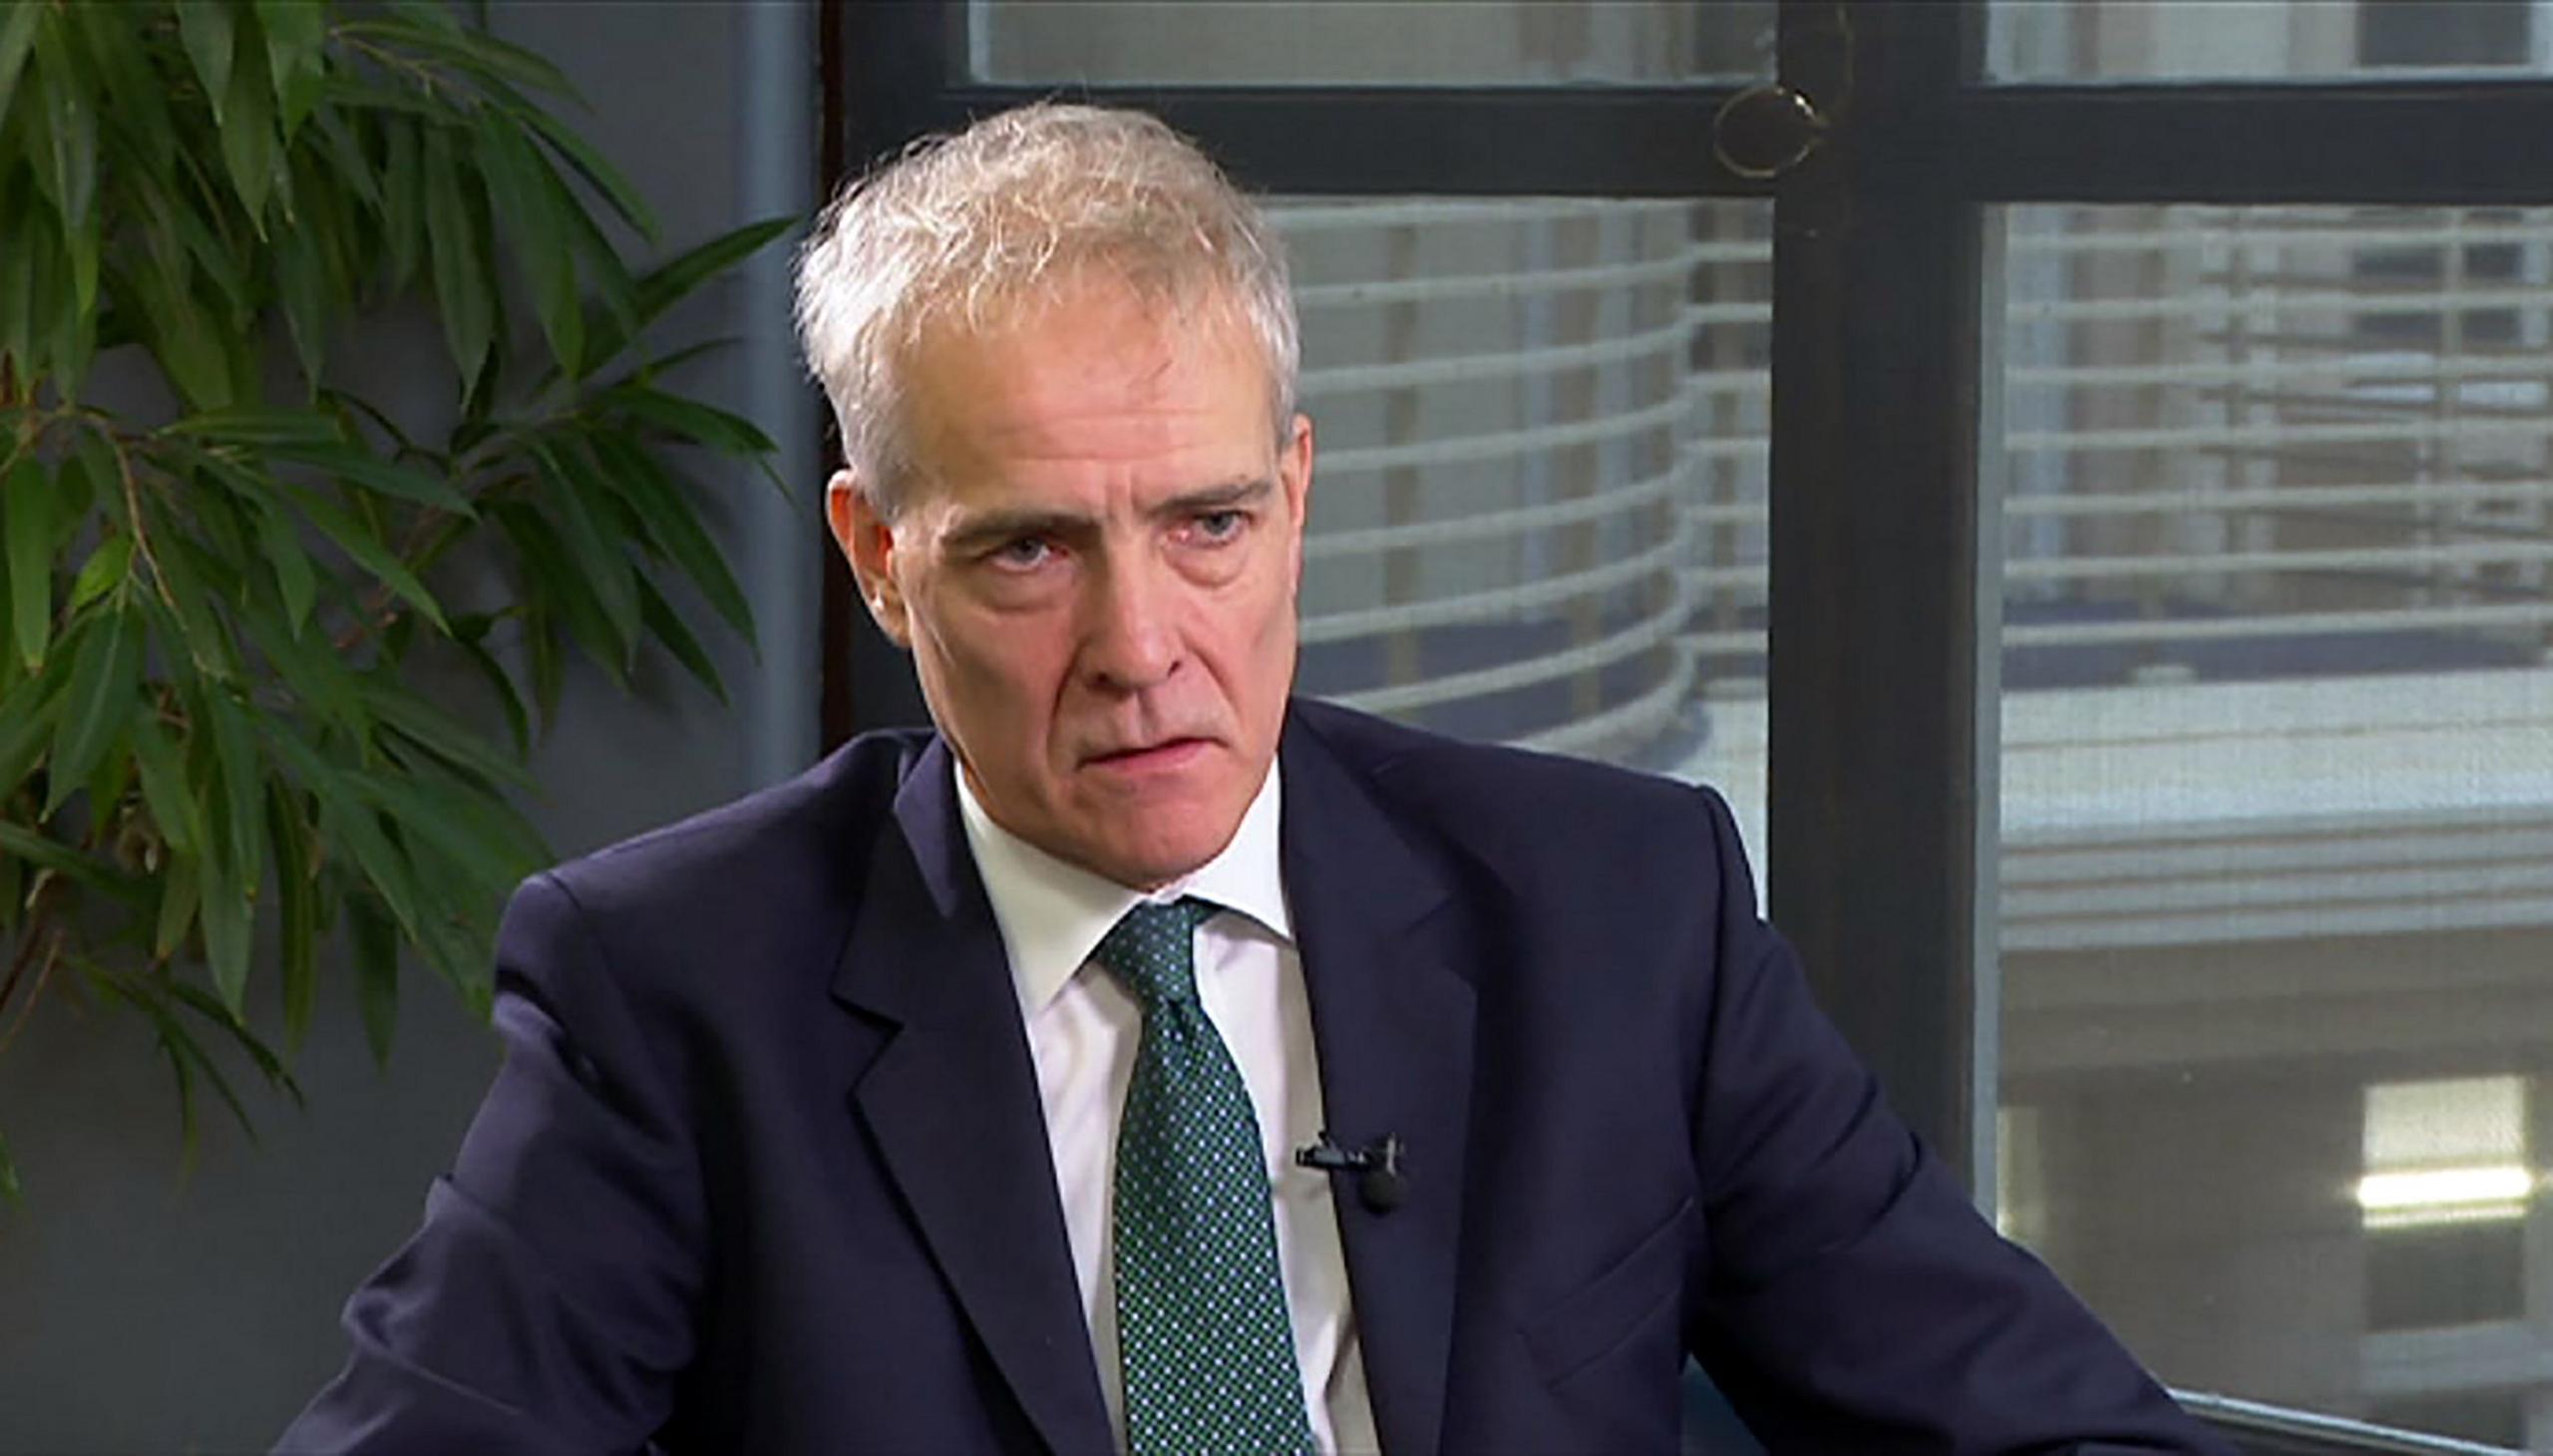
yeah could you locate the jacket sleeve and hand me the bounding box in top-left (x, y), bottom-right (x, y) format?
top-left (276, 872), bottom-right (705, 1455)
top-left (1677, 787), bottom-right (2230, 1455)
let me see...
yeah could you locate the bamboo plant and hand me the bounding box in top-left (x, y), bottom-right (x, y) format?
top-left (0, 0), bottom-right (788, 1199)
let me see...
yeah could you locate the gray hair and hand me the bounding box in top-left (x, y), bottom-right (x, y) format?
top-left (794, 102), bottom-right (1298, 515)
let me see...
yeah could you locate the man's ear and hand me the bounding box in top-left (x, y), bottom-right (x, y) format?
top-left (1279, 411), bottom-right (1313, 592)
top-left (825, 470), bottom-right (912, 647)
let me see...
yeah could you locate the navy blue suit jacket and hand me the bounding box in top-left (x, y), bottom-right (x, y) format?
top-left (282, 700), bottom-right (2224, 1454)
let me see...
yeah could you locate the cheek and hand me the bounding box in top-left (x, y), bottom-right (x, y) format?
top-left (925, 601), bottom-right (1070, 731)
top-left (1218, 566), bottom-right (1299, 702)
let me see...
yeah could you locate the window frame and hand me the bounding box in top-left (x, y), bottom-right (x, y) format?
top-left (821, 0), bottom-right (2553, 1205)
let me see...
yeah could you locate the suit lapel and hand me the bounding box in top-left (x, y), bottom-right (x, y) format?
top-left (1281, 716), bottom-right (1476, 1456)
top-left (834, 740), bottom-right (1114, 1456)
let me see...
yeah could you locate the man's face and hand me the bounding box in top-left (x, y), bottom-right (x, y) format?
top-left (828, 277), bottom-right (1311, 890)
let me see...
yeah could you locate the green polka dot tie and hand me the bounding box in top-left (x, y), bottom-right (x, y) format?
top-left (1097, 898), bottom-right (1315, 1456)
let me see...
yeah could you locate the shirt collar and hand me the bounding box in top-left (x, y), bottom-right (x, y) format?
top-left (954, 756), bottom-right (1291, 1017)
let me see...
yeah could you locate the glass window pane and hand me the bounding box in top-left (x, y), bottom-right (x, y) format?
top-left (1988, 0), bottom-right (2548, 83)
top-left (1279, 197), bottom-right (1770, 845)
top-left (1995, 201), bottom-right (2553, 1450)
top-left (964, 1), bottom-right (1774, 86)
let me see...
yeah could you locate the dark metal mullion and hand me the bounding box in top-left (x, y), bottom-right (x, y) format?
top-left (1766, 0), bottom-right (1994, 1190)
top-left (1943, 81), bottom-right (2553, 204)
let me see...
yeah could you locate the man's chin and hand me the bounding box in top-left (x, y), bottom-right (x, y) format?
top-left (1073, 806), bottom-right (1248, 892)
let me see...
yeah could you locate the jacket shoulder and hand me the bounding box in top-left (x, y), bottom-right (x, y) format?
top-left (1289, 698), bottom-right (1735, 857)
top-left (1285, 699), bottom-right (1757, 949)
top-left (510, 728), bottom-right (933, 1002)
top-left (550, 730), bottom-right (923, 898)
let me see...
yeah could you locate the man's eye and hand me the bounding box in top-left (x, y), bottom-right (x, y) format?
top-left (990, 537), bottom-right (1054, 568)
top-left (1193, 510), bottom-right (1246, 542)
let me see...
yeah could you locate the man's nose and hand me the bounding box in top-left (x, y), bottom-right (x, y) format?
top-left (1081, 550), bottom-right (1182, 692)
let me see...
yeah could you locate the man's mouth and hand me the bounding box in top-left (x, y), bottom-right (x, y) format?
top-left (1086, 737), bottom-right (1212, 771)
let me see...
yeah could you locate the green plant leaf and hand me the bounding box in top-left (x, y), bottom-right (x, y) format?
top-left (4, 454), bottom-right (52, 670)
top-left (307, 104), bottom-right (380, 211)
top-left (268, 785), bottom-right (317, 1049)
top-left (81, 714), bottom-right (133, 830)
top-left (358, 681), bottom-right (530, 790)
top-left (0, 820), bottom-right (143, 903)
top-left (317, 388), bottom-right (417, 458)
top-left (127, 164), bottom-right (211, 309)
top-left (472, 106), bottom-right (579, 378)
top-left (574, 217), bottom-right (789, 374)
top-left (283, 483), bottom-right (448, 632)
top-left (57, 437), bottom-right (100, 520)
top-left (274, 222), bottom-right (330, 386)
top-left (229, 591), bottom-right (360, 731)
top-left (604, 384), bottom-right (777, 458)
top-left (0, 654), bottom-right (66, 796)
top-left (492, 499), bottom-right (624, 685)
top-left (378, 0), bottom-right (463, 40)
top-left (253, 502), bottom-right (317, 635)
top-left (116, 973), bottom-right (204, 1148)
top-left (11, 196), bottom-right (53, 381)
top-left (270, 727), bottom-right (425, 947)
top-left (637, 216), bottom-right (792, 325)
top-left (354, 13), bottom-right (575, 100)
top-left (421, 124), bottom-right (492, 388)
top-left (26, 12), bottom-right (101, 322)
top-left (317, 71), bottom-right (444, 121)
top-left (254, 0), bottom-right (324, 133)
top-left (218, 29), bottom-right (277, 232)
top-left (351, 765), bottom-right (530, 894)
top-left (45, 595), bottom-right (143, 818)
top-left (199, 852), bottom-right (252, 1019)
top-left (0, 171), bottom-right (33, 374)
top-left (167, 976), bottom-right (298, 1102)
top-left (532, 444), bottom-right (638, 661)
top-left (379, 116), bottom-right (422, 294)
top-left (132, 711), bottom-right (199, 858)
top-left (495, 83), bottom-right (654, 239)
top-left (177, 0), bottom-right (237, 126)
top-left (138, 524), bottom-right (242, 681)
top-left (75, 4), bottom-right (177, 179)
top-left (202, 687), bottom-right (266, 898)
top-left (274, 439), bottom-right (472, 515)
top-left (347, 891), bottom-right (398, 1067)
top-left (0, 824), bottom-right (19, 932)
top-left (0, 2), bottom-right (40, 123)
top-left (67, 533), bottom-right (132, 614)
top-left (30, 7), bottom-right (98, 234)
top-left (553, 176), bottom-right (636, 343)
top-left (525, 600), bottom-right (561, 729)
top-left (634, 570), bottom-right (725, 704)
top-left (587, 434), bottom-right (753, 642)
top-left (451, 627), bottom-right (529, 756)
top-left (167, 408), bottom-right (341, 445)
top-left (142, 258), bottom-right (236, 410)
top-left (116, 970), bottom-right (254, 1152)
top-left (154, 849), bottom-right (201, 960)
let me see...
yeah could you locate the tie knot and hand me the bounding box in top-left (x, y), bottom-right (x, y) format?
top-left (1096, 898), bottom-right (1220, 1009)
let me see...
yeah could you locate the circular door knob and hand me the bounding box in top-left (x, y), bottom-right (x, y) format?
top-left (1712, 84), bottom-right (1828, 181)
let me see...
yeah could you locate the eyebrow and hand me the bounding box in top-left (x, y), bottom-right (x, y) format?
top-left (1157, 477), bottom-right (1276, 518)
top-left (941, 478), bottom-right (1276, 555)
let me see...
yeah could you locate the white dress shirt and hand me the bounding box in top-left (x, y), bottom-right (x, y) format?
top-left (955, 762), bottom-right (1380, 1455)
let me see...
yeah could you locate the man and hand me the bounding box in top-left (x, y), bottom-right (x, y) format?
top-left (283, 104), bottom-right (2226, 1454)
